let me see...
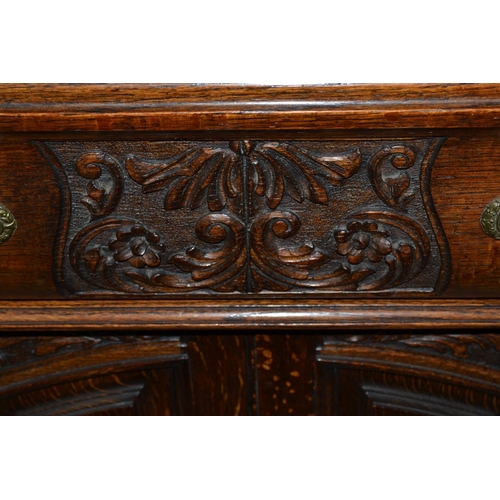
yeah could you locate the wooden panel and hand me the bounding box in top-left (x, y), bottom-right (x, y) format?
top-left (318, 368), bottom-right (500, 416)
top-left (253, 334), bottom-right (319, 415)
top-left (1, 85), bottom-right (500, 327)
top-left (185, 335), bottom-right (252, 415)
top-left (0, 141), bottom-right (59, 298)
top-left (1, 367), bottom-right (187, 416)
top-left (432, 132), bottom-right (500, 296)
top-left (2, 332), bottom-right (500, 415)
top-left (3, 131), bottom-right (500, 304)
top-left (34, 138), bottom-right (447, 297)
top-left (0, 335), bottom-right (191, 416)
top-left (317, 333), bottom-right (500, 415)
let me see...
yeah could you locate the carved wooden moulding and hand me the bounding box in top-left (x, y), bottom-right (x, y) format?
top-left (36, 139), bottom-right (450, 296)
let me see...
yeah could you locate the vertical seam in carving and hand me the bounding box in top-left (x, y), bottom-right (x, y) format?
top-left (240, 149), bottom-right (252, 293)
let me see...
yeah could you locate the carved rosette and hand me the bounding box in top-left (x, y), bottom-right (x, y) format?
top-left (35, 138), bottom-right (449, 296)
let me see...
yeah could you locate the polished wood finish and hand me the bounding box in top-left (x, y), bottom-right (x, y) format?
top-left (1, 85), bottom-right (500, 310)
top-left (1, 85), bottom-right (500, 415)
top-left (2, 299), bottom-right (500, 330)
top-left (2, 83), bottom-right (500, 131)
top-left (1, 332), bottom-right (499, 415)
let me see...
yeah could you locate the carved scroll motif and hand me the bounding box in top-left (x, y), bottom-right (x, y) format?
top-left (36, 139), bottom-right (448, 296)
top-left (75, 152), bottom-right (124, 218)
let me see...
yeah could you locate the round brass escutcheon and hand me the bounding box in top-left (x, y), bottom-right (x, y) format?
top-left (0, 204), bottom-right (16, 245)
top-left (480, 198), bottom-right (500, 240)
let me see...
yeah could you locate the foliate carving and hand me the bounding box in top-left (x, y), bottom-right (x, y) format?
top-left (134, 214), bottom-right (247, 292)
top-left (68, 219), bottom-right (167, 293)
top-left (334, 210), bottom-right (430, 291)
top-left (369, 145), bottom-right (416, 211)
top-left (36, 138), bottom-right (448, 296)
top-left (330, 334), bottom-right (500, 362)
top-left (75, 152), bottom-right (124, 217)
top-left (125, 141), bottom-right (361, 214)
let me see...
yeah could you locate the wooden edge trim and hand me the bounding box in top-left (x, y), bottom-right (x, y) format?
top-left (2, 84), bottom-right (500, 131)
top-left (1, 299), bottom-right (500, 330)
top-left (2, 108), bottom-right (500, 132)
top-left (0, 341), bottom-right (186, 397)
top-left (317, 345), bottom-right (500, 394)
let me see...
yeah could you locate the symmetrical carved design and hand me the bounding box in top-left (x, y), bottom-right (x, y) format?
top-left (35, 139), bottom-right (448, 295)
top-left (328, 333), bottom-right (500, 363)
top-left (125, 141), bottom-right (362, 214)
top-left (0, 203), bottom-right (16, 245)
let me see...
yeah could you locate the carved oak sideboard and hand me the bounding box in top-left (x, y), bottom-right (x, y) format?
top-left (0, 84), bottom-right (500, 415)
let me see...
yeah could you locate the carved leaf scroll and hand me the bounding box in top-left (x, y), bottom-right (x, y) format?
top-left (39, 138), bottom-right (448, 296)
top-left (251, 143), bottom-right (361, 208)
top-left (126, 148), bottom-right (241, 212)
top-left (125, 141), bottom-right (362, 214)
top-left (369, 146), bottom-right (416, 211)
top-left (76, 152), bottom-right (124, 217)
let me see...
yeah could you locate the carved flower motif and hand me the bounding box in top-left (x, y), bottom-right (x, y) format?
top-left (109, 226), bottom-right (165, 268)
top-left (335, 221), bottom-right (392, 264)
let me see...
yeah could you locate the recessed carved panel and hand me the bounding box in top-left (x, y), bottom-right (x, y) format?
top-left (35, 139), bottom-right (449, 296)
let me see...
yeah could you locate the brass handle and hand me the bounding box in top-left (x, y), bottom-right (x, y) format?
top-left (481, 198), bottom-right (500, 239)
top-left (0, 204), bottom-right (16, 245)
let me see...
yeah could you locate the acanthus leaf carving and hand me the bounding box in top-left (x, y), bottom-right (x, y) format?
top-left (40, 138), bottom-right (448, 295)
top-left (369, 145), bottom-right (416, 211)
top-left (126, 141), bottom-right (361, 215)
top-left (252, 143), bottom-right (361, 208)
top-left (75, 152), bottom-right (124, 217)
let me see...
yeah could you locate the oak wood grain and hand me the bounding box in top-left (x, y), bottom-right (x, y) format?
top-left (0, 299), bottom-right (500, 330)
top-left (2, 84), bottom-right (500, 132)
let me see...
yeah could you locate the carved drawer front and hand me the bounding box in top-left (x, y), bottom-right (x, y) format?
top-left (35, 139), bottom-right (449, 297)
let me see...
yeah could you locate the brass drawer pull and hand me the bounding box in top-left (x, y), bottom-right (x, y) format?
top-left (481, 198), bottom-right (500, 239)
top-left (0, 204), bottom-right (16, 245)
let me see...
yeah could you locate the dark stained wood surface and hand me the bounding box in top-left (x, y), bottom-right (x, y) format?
top-left (1, 332), bottom-right (500, 415)
top-left (317, 332), bottom-right (500, 415)
top-left (185, 334), bottom-right (252, 415)
top-left (0, 141), bottom-right (60, 298)
top-left (2, 85), bottom-right (500, 311)
top-left (35, 138), bottom-right (447, 297)
top-left (1, 85), bottom-right (500, 415)
top-left (253, 334), bottom-right (318, 415)
top-left (4, 130), bottom-right (500, 303)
